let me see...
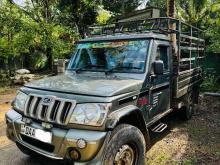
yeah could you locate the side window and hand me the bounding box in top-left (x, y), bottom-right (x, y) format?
top-left (156, 46), bottom-right (169, 72)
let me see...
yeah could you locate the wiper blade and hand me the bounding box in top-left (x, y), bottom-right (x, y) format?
top-left (75, 64), bottom-right (105, 73)
top-left (105, 66), bottom-right (141, 74)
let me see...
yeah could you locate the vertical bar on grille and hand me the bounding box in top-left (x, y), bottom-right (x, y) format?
top-left (55, 101), bottom-right (65, 124)
top-left (24, 96), bottom-right (34, 116)
top-left (41, 105), bottom-right (48, 119)
top-left (33, 98), bottom-right (41, 116)
top-left (64, 102), bottom-right (72, 122)
top-left (50, 101), bottom-right (60, 121)
top-left (45, 100), bottom-right (56, 122)
top-left (36, 104), bottom-right (43, 120)
top-left (29, 97), bottom-right (38, 117)
top-left (65, 101), bottom-right (76, 124)
top-left (60, 102), bottom-right (72, 123)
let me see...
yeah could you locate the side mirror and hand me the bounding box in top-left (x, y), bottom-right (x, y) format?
top-left (153, 60), bottom-right (164, 75)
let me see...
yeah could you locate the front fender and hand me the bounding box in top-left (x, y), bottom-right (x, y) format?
top-left (105, 105), bottom-right (150, 148)
top-left (106, 105), bottom-right (144, 129)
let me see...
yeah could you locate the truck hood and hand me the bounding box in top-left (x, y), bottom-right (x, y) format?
top-left (24, 74), bottom-right (143, 97)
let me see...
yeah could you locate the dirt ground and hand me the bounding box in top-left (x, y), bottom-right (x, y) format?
top-left (146, 96), bottom-right (220, 165)
top-left (0, 87), bottom-right (219, 165)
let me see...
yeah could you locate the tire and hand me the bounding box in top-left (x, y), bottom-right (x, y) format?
top-left (103, 124), bottom-right (146, 165)
top-left (179, 93), bottom-right (194, 120)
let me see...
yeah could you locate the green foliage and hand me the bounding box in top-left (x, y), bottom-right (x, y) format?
top-left (168, 0), bottom-right (220, 55)
top-left (0, 70), bottom-right (14, 86)
top-left (201, 74), bottom-right (220, 92)
top-left (0, 1), bottom-right (24, 58)
top-left (182, 158), bottom-right (198, 165)
top-left (206, 26), bottom-right (220, 53)
top-left (205, 0), bottom-right (220, 53)
top-left (52, 25), bottom-right (77, 58)
top-left (176, 0), bottom-right (214, 26)
top-left (102, 0), bottom-right (141, 15)
top-left (0, 0), bottom-right (78, 70)
top-left (57, 0), bottom-right (98, 37)
top-left (147, 0), bottom-right (166, 9)
top-left (96, 6), bottom-right (111, 25)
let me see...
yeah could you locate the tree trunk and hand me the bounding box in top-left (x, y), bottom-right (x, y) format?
top-left (167, 0), bottom-right (175, 17)
top-left (46, 46), bottom-right (53, 70)
top-left (167, 0), bottom-right (178, 58)
top-left (71, 0), bottom-right (83, 38)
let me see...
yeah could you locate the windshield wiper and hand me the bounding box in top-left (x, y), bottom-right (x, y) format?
top-left (75, 64), bottom-right (105, 73)
top-left (105, 66), bottom-right (142, 75)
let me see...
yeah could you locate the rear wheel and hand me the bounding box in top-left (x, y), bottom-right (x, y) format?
top-left (179, 93), bottom-right (194, 120)
top-left (104, 124), bottom-right (146, 165)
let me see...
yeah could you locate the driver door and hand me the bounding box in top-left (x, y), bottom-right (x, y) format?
top-left (149, 41), bottom-right (171, 118)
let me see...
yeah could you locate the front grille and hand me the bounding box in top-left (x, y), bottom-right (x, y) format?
top-left (24, 94), bottom-right (76, 125)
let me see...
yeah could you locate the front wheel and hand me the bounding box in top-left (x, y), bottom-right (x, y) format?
top-left (103, 124), bottom-right (146, 165)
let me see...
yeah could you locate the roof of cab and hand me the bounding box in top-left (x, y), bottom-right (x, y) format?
top-left (78, 32), bottom-right (170, 43)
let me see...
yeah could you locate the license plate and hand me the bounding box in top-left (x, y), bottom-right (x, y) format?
top-left (21, 125), bottom-right (52, 144)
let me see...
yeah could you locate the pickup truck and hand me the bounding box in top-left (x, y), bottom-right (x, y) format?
top-left (5, 17), bottom-right (205, 165)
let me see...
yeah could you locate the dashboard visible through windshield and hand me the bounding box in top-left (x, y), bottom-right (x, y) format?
top-left (69, 40), bottom-right (150, 73)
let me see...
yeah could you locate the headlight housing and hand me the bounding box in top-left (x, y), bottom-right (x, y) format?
top-left (69, 103), bottom-right (112, 126)
top-left (13, 91), bottom-right (28, 112)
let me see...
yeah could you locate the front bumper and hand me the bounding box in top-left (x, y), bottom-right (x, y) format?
top-left (5, 109), bottom-right (109, 164)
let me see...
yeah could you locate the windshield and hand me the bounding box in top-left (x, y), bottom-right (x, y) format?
top-left (69, 40), bottom-right (150, 73)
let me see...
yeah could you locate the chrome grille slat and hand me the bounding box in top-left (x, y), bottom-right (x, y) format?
top-left (55, 101), bottom-right (65, 124)
top-left (25, 94), bottom-right (76, 125)
top-left (41, 105), bottom-right (48, 119)
top-left (33, 98), bottom-right (41, 116)
top-left (24, 96), bottom-right (32, 116)
top-left (51, 101), bottom-right (60, 121)
top-left (62, 102), bottom-right (71, 123)
top-left (37, 104), bottom-right (43, 120)
top-left (29, 97), bottom-right (38, 117)
top-left (45, 100), bottom-right (56, 122)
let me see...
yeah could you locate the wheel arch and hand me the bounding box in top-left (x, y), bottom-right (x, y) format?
top-left (106, 105), bottom-right (150, 148)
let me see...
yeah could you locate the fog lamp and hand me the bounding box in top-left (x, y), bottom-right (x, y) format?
top-left (76, 139), bottom-right (87, 149)
top-left (69, 149), bottom-right (80, 160)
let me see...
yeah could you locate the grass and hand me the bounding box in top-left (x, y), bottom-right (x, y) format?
top-left (0, 86), bottom-right (11, 94)
top-left (182, 158), bottom-right (198, 165)
top-left (0, 85), bottom-right (19, 95)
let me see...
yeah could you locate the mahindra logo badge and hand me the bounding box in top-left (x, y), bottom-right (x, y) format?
top-left (42, 97), bottom-right (53, 105)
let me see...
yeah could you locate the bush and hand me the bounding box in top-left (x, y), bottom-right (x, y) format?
top-left (201, 72), bottom-right (220, 92)
top-left (0, 71), bottom-right (14, 87)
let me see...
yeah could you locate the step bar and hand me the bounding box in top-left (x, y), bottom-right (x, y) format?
top-left (151, 123), bottom-right (168, 133)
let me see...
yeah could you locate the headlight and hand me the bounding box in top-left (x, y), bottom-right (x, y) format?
top-left (69, 103), bottom-right (112, 126)
top-left (13, 91), bottom-right (28, 112)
